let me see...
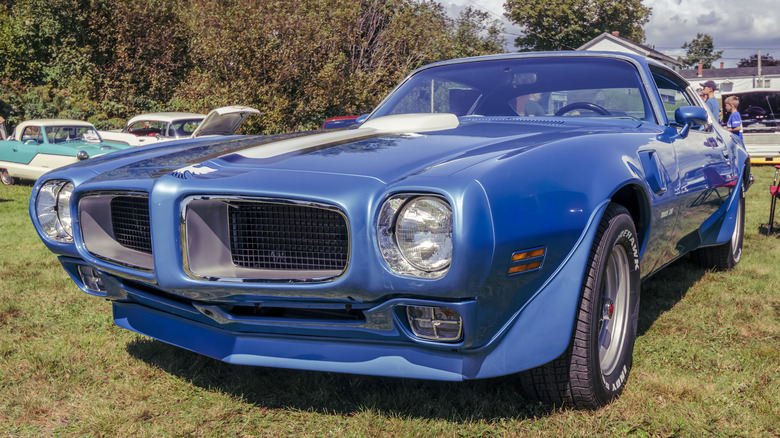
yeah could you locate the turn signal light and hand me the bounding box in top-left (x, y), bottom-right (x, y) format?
top-left (406, 305), bottom-right (462, 341)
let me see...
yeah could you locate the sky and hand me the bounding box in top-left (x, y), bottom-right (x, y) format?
top-left (439, 0), bottom-right (780, 68)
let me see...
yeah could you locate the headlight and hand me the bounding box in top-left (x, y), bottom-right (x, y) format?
top-left (35, 180), bottom-right (74, 242)
top-left (377, 194), bottom-right (452, 278)
top-left (396, 197), bottom-right (452, 271)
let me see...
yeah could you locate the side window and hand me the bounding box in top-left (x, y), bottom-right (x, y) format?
top-left (21, 126), bottom-right (43, 143)
top-left (652, 72), bottom-right (695, 124)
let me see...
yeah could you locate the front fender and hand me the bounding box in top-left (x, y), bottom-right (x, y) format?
top-left (462, 200), bottom-right (609, 378)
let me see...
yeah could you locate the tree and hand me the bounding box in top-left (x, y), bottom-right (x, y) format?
top-left (0, 0), bottom-right (503, 133)
top-left (504, 0), bottom-right (651, 52)
top-left (450, 7), bottom-right (504, 59)
top-left (679, 33), bottom-right (723, 69)
top-left (738, 53), bottom-right (780, 67)
top-left (176, 0), bottom-right (503, 134)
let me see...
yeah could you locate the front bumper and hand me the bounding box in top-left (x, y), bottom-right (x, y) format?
top-left (58, 200), bottom-right (606, 381)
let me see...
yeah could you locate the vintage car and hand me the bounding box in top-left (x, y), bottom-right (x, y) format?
top-left (0, 119), bottom-right (132, 185)
top-left (30, 52), bottom-right (751, 409)
top-left (99, 105), bottom-right (261, 146)
top-left (721, 89), bottom-right (780, 164)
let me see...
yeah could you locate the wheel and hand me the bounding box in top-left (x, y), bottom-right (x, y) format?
top-left (520, 203), bottom-right (640, 409)
top-left (690, 185), bottom-right (744, 270)
top-left (1, 169), bottom-right (14, 186)
top-left (554, 102), bottom-right (612, 116)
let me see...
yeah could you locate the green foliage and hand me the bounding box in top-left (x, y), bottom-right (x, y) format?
top-left (738, 53), bottom-right (780, 67)
top-left (0, 0), bottom-right (503, 134)
top-left (679, 33), bottom-right (724, 69)
top-left (504, 0), bottom-right (651, 51)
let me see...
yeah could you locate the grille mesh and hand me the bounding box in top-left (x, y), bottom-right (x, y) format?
top-left (111, 196), bottom-right (152, 254)
top-left (229, 201), bottom-right (348, 271)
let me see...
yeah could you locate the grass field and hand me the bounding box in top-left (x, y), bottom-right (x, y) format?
top-left (1, 166), bottom-right (778, 437)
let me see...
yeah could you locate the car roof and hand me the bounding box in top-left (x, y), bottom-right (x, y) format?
top-left (414, 50), bottom-right (652, 71)
top-left (17, 119), bottom-right (96, 128)
top-left (126, 112), bottom-right (205, 125)
top-left (12, 119), bottom-right (97, 137)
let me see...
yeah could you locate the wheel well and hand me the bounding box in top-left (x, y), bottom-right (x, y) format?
top-left (611, 184), bottom-right (649, 249)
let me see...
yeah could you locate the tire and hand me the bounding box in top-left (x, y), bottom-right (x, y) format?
top-left (690, 186), bottom-right (744, 271)
top-left (520, 203), bottom-right (640, 409)
top-left (1, 169), bottom-right (14, 186)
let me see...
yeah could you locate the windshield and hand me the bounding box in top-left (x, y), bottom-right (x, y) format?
top-left (169, 119), bottom-right (202, 137)
top-left (44, 126), bottom-right (101, 144)
top-left (371, 57), bottom-right (653, 122)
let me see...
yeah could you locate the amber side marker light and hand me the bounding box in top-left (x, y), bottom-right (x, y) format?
top-left (508, 247), bottom-right (546, 275)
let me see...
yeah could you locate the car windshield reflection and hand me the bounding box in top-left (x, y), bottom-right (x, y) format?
top-left (372, 57), bottom-right (654, 122)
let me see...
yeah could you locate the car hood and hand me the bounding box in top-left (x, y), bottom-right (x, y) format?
top-left (83, 114), bottom-right (646, 185)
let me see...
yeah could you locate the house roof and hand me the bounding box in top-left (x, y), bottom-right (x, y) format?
top-left (578, 32), bottom-right (682, 68)
top-left (679, 66), bottom-right (780, 80)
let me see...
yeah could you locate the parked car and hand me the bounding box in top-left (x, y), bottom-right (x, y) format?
top-left (721, 89), bottom-right (780, 164)
top-left (0, 119), bottom-right (132, 185)
top-left (99, 105), bottom-right (261, 146)
top-left (29, 52), bottom-right (751, 409)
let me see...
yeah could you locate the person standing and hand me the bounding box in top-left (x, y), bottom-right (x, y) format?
top-left (724, 95), bottom-right (743, 142)
top-left (700, 80), bottom-right (721, 123)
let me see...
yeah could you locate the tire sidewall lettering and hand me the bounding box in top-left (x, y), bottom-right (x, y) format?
top-left (595, 213), bottom-right (640, 399)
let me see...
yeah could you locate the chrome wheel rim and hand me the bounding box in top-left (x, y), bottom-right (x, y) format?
top-left (599, 243), bottom-right (630, 376)
top-left (1, 169), bottom-right (12, 185)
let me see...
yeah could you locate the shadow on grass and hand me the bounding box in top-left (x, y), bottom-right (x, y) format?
top-left (637, 256), bottom-right (707, 336)
top-left (123, 256), bottom-right (708, 422)
top-left (757, 223), bottom-right (780, 238)
top-left (127, 338), bottom-right (552, 421)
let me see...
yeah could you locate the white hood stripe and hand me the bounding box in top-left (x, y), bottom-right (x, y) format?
top-left (236, 113), bottom-right (459, 159)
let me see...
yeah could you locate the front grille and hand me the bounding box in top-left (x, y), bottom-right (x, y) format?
top-left (228, 201), bottom-right (348, 271)
top-left (111, 196), bottom-right (152, 254)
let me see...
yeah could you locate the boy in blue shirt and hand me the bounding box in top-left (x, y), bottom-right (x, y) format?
top-left (724, 95), bottom-right (743, 142)
top-left (700, 80), bottom-right (721, 123)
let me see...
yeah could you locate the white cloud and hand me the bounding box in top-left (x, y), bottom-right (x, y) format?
top-left (643, 0), bottom-right (780, 66)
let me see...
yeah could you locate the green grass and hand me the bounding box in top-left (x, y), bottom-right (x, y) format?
top-left (1, 167), bottom-right (778, 437)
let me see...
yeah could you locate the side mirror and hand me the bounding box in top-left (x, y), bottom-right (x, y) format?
top-left (674, 106), bottom-right (709, 138)
top-left (355, 114), bottom-right (370, 125)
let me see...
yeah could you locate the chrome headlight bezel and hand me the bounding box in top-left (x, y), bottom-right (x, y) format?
top-left (377, 194), bottom-right (452, 279)
top-left (35, 180), bottom-right (74, 243)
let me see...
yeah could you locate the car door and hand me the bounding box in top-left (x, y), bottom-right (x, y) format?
top-left (652, 68), bottom-right (736, 258)
top-left (8, 125), bottom-right (46, 165)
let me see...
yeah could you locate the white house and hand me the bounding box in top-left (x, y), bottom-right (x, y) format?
top-left (578, 31), bottom-right (683, 70)
top-left (679, 64), bottom-right (780, 95)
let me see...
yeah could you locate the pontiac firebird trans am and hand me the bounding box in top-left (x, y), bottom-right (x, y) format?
top-left (30, 52), bottom-right (751, 409)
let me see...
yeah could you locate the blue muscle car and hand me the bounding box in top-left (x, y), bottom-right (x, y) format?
top-left (29, 52), bottom-right (751, 409)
